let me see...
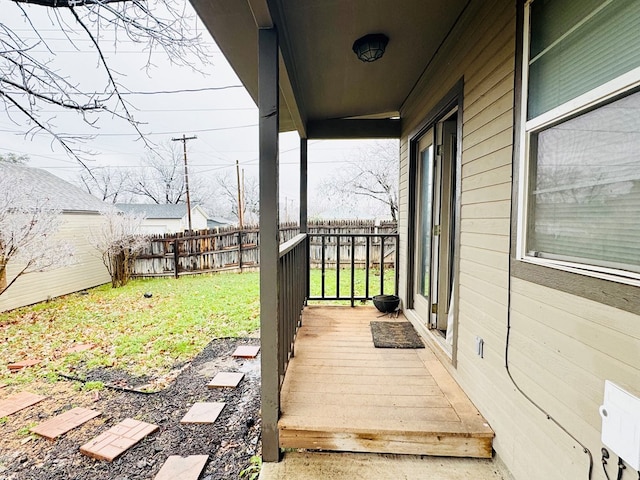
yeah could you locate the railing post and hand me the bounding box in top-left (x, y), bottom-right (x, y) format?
top-left (300, 138), bottom-right (309, 304)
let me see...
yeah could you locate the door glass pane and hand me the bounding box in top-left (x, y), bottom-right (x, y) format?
top-left (419, 145), bottom-right (434, 296)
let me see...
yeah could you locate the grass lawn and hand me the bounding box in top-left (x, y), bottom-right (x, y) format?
top-left (308, 267), bottom-right (397, 301)
top-left (0, 272), bottom-right (260, 386)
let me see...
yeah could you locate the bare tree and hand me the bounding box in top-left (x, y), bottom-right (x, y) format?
top-left (79, 167), bottom-right (130, 204)
top-left (1, 0), bottom-right (210, 162)
top-left (319, 140), bottom-right (399, 221)
top-left (214, 171), bottom-right (259, 224)
top-left (89, 209), bottom-right (147, 288)
top-left (0, 173), bottom-right (74, 296)
top-left (128, 142), bottom-right (205, 204)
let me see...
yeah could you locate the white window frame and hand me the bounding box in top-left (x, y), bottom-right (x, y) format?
top-left (516, 1), bottom-right (640, 287)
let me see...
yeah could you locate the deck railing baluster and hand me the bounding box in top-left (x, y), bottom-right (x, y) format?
top-left (380, 236), bottom-right (385, 295)
top-left (308, 233), bottom-right (398, 303)
top-left (350, 235), bottom-right (355, 307)
top-left (365, 236), bottom-right (370, 299)
top-left (336, 235), bottom-right (341, 299)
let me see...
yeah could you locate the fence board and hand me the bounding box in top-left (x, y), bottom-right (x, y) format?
top-left (132, 220), bottom-right (397, 278)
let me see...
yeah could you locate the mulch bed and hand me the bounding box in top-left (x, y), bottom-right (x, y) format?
top-left (0, 337), bottom-right (261, 480)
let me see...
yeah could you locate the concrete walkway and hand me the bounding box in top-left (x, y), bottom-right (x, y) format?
top-left (259, 451), bottom-right (513, 480)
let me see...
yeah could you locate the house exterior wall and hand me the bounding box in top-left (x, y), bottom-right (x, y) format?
top-left (188, 207), bottom-right (209, 231)
top-left (0, 213), bottom-right (110, 312)
top-left (398, 1), bottom-right (640, 479)
top-left (138, 208), bottom-right (209, 234)
top-left (139, 218), bottom-right (180, 235)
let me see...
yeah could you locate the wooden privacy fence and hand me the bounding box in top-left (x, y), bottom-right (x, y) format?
top-left (132, 219), bottom-right (397, 278)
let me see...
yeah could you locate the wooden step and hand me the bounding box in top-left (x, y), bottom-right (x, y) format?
top-left (278, 425), bottom-right (493, 458)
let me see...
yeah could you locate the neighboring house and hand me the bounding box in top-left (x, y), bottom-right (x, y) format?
top-left (116, 203), bottom-right (210, 234)
top-left (192, 1), bottom-right (640, 479)
top-left (0, 165), bottom-right (111, 312)
top-left (207, 217), bottom-right (233, 229)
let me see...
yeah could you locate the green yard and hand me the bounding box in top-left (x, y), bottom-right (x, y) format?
top-left (0, 267), bottom-right (395, 386)
top-left (308, 267), bottom-right (397, 301)
top-left (0, 272), bottom-right (260, 385)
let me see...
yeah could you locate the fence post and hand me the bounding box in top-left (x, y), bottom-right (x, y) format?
top-left (173, 239), bottom-right (179, 279)
top-left (238, 230), bottom-right (243, 271)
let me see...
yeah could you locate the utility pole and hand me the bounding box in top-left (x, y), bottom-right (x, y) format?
top-left (235, 160), bottom-right (244, 229)
top-left (172, 134), bottom-right (197, 231)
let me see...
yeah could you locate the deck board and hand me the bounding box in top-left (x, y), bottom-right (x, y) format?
top-left (279, 306), bottom-right (494, 458)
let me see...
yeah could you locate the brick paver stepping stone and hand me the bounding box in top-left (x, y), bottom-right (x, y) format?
top-left (154, 455), bottom-right (208, 480)
top-left (31, 407), bottom-right (101, 440)
top-left (231, 346), bottom-right (260, 358)
top-left (0, 391), bottom-right (47, 417)
top-left (7, 359), bottom-right (41, 371)
top-left (207, 372), bottom-right (244, 389)
top-left (180, 402), bottom-right (226, 424)
top-left (64, 343), bottom-right (95, 354)
top-left (80, 418), bottom-right (158, 461)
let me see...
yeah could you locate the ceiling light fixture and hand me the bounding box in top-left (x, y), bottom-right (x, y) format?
top-left (352, 33), bottom-right (389, 63)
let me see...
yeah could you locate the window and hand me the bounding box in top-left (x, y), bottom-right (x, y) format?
top-left (520, 0), bottom-right (640, 282)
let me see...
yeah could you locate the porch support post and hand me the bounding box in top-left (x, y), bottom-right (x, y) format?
top-left (300, 137), bottom-right (309, 301)
top-left (300, 137), bottom-right (308, 234)
top-left (259, 26), bottom-right (281, 463)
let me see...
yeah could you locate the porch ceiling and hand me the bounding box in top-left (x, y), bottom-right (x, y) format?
top-left (190, 0), bottom-right (468, 137)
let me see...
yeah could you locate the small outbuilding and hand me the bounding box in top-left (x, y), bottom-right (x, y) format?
top-left (116, 203), bottom-right (211, 234)
top-left (0, 165), bottom-right (111, 312)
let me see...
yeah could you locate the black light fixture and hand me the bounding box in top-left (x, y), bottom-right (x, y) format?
top-left (352, 33), bottom-right (389, 63)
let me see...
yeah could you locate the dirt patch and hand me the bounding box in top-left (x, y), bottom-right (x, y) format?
top-left (0, 338), bottom-right (261, 479)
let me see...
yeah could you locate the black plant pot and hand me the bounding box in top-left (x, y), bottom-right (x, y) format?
top-left (372, 294), bottom-right (400, 313)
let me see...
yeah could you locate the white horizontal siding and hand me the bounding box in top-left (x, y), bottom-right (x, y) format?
top-left (0, 213), bottom-right (110, 312)
top-left (396, 0), bottom-right (627, 478)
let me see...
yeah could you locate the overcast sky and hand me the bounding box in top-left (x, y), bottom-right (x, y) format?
top-left (1, 2), bottom-right (395, 221)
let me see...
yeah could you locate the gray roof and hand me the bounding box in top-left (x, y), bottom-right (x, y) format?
top-left (116, 203), bottom-right (190, 219)
top-left (207, 217), bottom-right (233, 228)
top-left (1, 164), bottom-right (109, 212)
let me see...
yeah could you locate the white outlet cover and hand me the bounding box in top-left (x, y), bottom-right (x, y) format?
top-left (599, 380), bottom-right (640, 471)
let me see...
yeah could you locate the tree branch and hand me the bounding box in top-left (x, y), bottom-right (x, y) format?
top-left (14, 0), bottom-right (130, 7)
top-left (68, 7), bottom-right (153, 150)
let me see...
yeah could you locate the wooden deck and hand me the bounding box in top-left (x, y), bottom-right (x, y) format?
top-left (278, 306), bottom-right (494, 458)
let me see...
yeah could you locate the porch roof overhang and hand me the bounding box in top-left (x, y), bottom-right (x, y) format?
top-left (189, 0), bottom-right (469, 139)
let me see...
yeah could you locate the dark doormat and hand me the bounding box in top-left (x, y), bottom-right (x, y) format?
top-left (370, 321), bottom-right (425, 349)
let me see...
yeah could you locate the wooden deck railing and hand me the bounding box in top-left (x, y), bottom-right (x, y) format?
top-left (277, 233), bottom-right (308, 383)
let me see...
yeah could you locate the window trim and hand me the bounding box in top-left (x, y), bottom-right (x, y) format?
top-left (516, 0), bottom-right (640, 287)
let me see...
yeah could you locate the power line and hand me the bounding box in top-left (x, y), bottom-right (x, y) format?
top-left (0, 123), bottom-right (258, 137)
top-left (6, 86), bottom-right (244, 97)
top-left (123, 86), bottom-right (245, 95)
top-left (20, 107), bottom-right (256, 114)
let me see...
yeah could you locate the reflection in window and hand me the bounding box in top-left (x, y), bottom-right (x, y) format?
top-left (528, 90), bottom-right (640, 273)
top-left (420, 145), bottom-right (434, 296)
